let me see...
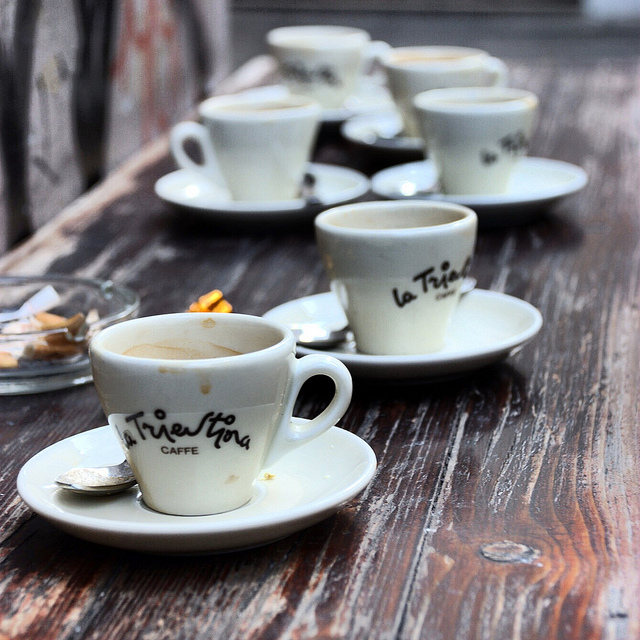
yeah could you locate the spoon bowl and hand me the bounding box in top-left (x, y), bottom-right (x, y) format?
top-left (56, 460), bottom-right (136, 496)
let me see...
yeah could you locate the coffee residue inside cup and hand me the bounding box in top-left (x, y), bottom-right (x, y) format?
top-left (122, 341), bottom-right (241, 360)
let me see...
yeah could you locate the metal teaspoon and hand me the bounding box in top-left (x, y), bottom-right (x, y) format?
top-left (55, 460), bottom-right (136, 496)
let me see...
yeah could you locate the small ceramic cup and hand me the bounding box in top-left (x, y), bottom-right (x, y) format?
top-left (170, 90), bottom-right (321, 201)
top-left (315, 200), bottom-right (477, 355)
top-left (413, 86), bottom-right (539, 195)
top-left (89, 313), bottom-right (352, 516)
top-left (382, 46), bottom-right (509, 137)
top-left (267, 25), bottom-right (386, 109)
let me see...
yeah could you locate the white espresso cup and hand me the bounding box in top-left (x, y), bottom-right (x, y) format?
top-left (89, 313), bottom-right (352, 516)
top-left (267, 25), bottom-right (382, 110)
top-left (170, 90), bottom-right (321, 201)
top-left (315, 201), bottom-right (477, 356)
top-left (414, 86), bottom-right (539, 195)
top-left (382, 46), bottom-right (509, 137)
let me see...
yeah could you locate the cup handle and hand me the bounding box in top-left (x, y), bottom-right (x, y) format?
top-left (170, 121), bottom-right (225, 186)
top-left (361, 40), bottom-right (391, 75)
top-left (264, 354), bottom-right (353, 467)
top-left (485, 57), bottom-right (509, 87)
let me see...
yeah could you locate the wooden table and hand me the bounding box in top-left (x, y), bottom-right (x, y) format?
top-left (1, 18), bottom-right (639, 639)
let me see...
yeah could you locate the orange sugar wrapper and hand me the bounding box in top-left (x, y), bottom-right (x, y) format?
top-left (188, 290), bottom-right (232, 314)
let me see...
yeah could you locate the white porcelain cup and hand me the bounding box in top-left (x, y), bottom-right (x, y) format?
top-left (89, 313), bottom-right (352, 516)
top-left (382, 46), bottom-right (509, 137)
top-left (170, 90), bottom-right (321, 201)
top-left (315, 201), bottom-right (477, 355)
top-left (414, 86), bottom-right (539, 195)
top-left (267, 25), bottom-right (387, 109)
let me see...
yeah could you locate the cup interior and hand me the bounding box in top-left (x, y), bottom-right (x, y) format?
top-left (384, 46), bottom-right (487, 68)
top-left (91, 314), bottom-right (288, 363)
top-left (414, 87), bottom-right (538, 113)
top-left (316, 202), bottom-right (475, 232)
top-left (198, 93), bottom-right (320, 121)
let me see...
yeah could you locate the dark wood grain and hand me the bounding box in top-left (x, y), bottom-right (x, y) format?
top-left (0, 0), bottom-right (230, 253)
top-left (0, 18), bottom-right (638, 640)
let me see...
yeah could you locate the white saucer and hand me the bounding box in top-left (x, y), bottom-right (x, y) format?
top-left (154, 163), bottom-right (370, 225)
top-left (263, 290), bottom-right (543, 380)
top-left (321, 76), bottom-right (394, 123)
top-left (341, 111), bottom-right (424, 155)
top-left (371, 158), bottom-right (588, 226)
top-left (17, 425), bottom-right (377, 554)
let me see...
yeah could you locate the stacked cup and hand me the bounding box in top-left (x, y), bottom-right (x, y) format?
top-left (378, 44), bottom-right (539, 195)
top-left (381, 45), bottom-right (510, 138)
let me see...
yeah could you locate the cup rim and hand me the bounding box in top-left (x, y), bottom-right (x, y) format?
top-left (315, 200), bottom-right (477, 237)
top-left (383, 45), bottom-right (490, 69)
top-left (414, 86), bottom-right (539, 113)
top-left (267, 25), bottom-right (371, 48)
top-left (89, 313), bottom-right (294, 367)
top-left (198, 93), bottom-right (321, 121)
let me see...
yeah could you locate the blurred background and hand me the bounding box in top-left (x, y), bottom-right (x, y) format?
top-left (0, 0), bottom-right (638, 254)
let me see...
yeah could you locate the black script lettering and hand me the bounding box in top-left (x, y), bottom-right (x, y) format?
top-left (499, 130), bottom-right (529, 155)
top-left (414, 262), bottom-right (456, 292)
top-left (122, 430), bottom-right (137, 447)
top-left (393, 257), bottom-right (473, 309)
top-left (393, 288), bottom-right (418, 308)
top-left (459, 257), bottom-right (472, 279)
top-left (281, 61), bottom-right (313, 83)
top-left (123, 409), bottom-right (248, 451)
top-left (208, 427), bottom-right (250, 450)
top-left (204, 412), bottom-right (236, 437)
top-left (413, 267), bottom-right (435, 293)
top-left (126, 411), bottom-right (147, 440)
top-left (317, 65), bottom-right (341, 87)
top-left (481, 149), bottom-right (499, 165)
top-left (280, 61), bottom-right (341, 87)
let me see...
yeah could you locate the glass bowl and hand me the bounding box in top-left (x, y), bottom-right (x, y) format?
top-left (0, 275), bottom-right (139, 395)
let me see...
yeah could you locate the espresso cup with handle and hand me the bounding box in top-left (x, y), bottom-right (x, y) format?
top-left (89, 313), bottom-right (352, 516)
top-left (413, 86), bottom-right (539, 195)
top-left (267, 25), bottom-right (386, 110)
top-left (382, 46), bottom-right (509, 137)
top-left (315, 200), bottom-right (477, 356)
top-left (170, 90), bottom-right (321, 202)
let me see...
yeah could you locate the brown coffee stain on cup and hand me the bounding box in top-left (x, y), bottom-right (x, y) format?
top-left (199, 373), bottom-right (212, 395)
top-left (158, 366), bottom-right (187, 374)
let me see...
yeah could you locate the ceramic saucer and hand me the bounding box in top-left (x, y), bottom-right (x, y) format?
top-left (263, 290), bottom-right (543, 380)
top-left (371, 158), bottom-right (588, 226)
top-left (154, 163), bottom-right (370, 224)
top-left (321, 76), bottom-right (394, 123)
top-left (18, 424), bottom-right (376, 554)
top-left (341, 111), bottom-right (424, 155)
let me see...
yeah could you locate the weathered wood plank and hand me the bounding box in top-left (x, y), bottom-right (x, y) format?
top-left (28, 0), bottom-right (84, 231)
top-left (0, 0), bottom-right (230, 255)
